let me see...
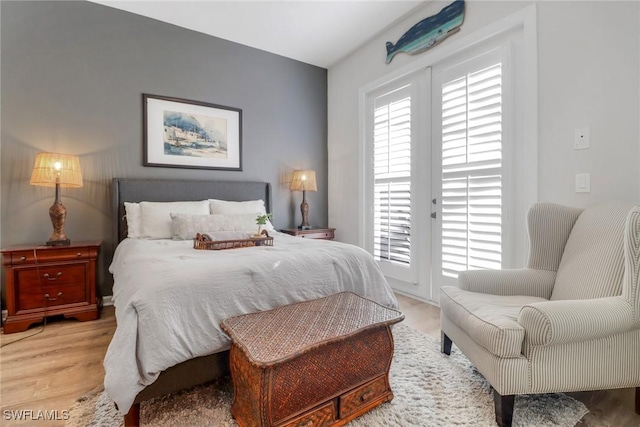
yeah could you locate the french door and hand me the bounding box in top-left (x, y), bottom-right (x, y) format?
top-left (364, 71), bottom-right (431, 299)
top-left (365, 45), bottom-right (515, 303)
top-left (431, 47), bottom-right (510, 301)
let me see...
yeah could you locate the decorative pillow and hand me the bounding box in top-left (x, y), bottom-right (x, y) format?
top-left (171, 213), bottom-right (262, 240)
top-left (208, 199), bottom-right (274, 231)
top-left (171, 214), bottom-right (226, 240)
top-left (124, 202), bottom-right (142, 238)
top-left (140, 201), bottom-right (209, 239)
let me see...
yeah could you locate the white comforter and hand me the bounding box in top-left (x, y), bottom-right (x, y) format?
top-left (103, 233), bottom-right (397, 415)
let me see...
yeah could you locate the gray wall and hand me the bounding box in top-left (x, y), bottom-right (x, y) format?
top-left (1, 1), bottom-right (328, 298)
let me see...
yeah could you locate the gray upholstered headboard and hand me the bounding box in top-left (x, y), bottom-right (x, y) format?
top-left (112, 178), bottom-right (272, 244)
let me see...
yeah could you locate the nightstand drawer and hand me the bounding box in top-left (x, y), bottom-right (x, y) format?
top-left (17, 280), bottom-right (87, 310)
top-left (10, 247), bottom-right (90, 265)
top-left (16, 264), bottom-right (86, 286)
top-left (16, 264), bottom-right (87, 310)
top-left (299, 230), bottom-right (334, 240)
top-left (280, 228), bottom-right (335, 240)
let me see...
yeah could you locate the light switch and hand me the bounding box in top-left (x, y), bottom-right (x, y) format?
top-left (575, 173), bottom-right (591, 193)
top-left (574, 128), bottom-right (590, 150)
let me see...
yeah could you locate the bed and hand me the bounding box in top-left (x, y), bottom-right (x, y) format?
top-left (104, 178), bottom-right (398, 425)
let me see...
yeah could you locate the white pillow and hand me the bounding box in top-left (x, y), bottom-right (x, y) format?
top-left (209, 199), bottom-right (274, 231)
top-left (140, 201), bottom-right (209, 239)
top-left (124, 202), bottom-right (142, 238)
top-left (171, 213), bottom-right (263, 240)
top-left (224, 213), bottom-right (265, 233)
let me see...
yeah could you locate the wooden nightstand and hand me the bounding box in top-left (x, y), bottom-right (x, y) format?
top-left (1, 241), bottom-right (101, 334)
top-left (280, 228), bottom-right (335, 240)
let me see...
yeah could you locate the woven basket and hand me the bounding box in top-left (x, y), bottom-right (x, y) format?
top-left (193, 230), bottom-right (273, 250)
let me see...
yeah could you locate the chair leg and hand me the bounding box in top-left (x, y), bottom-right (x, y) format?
top-left (493, 390), bottom-right (515, 427)
top-left (636, 387), bottom-right (639, 415)
top-left (441, 331), bottom-right (452, 355)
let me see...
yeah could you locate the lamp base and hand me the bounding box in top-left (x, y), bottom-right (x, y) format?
top-left (298, 225), bottom-right (311, 230)
top-left (46, 238), bottom-right (70, 246)
top-left (48, 189), bottom-right (70, 247)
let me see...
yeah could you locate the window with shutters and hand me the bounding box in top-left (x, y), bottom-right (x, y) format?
top-left (373, 88), bottom-right (412, 267)
top-left (440, 63), bottom-right (503, 278)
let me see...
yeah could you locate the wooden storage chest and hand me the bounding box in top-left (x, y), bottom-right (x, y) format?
top-left (220, 292), bottom-right (404, 427)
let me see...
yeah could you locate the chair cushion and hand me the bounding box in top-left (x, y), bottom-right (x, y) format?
top-left (440, 286), bottom-right (547, 357)
top-left (551, 202), bottom-right (635, 301)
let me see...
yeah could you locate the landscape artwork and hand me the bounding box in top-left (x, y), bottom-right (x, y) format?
top-left (385, 0), bottom-right (465, 64)
top-left (163, 110), bottom-right (228, 159)
top-left (144, 94), bottom-right (242, 171)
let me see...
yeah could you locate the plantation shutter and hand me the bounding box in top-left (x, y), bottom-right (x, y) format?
top-left (373, 86), bottom-right (412, 268)
top-left (440, 63), bottom-right (503, 278)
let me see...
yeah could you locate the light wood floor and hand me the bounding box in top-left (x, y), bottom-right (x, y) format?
top-left (0, 295), bottom-right (638, 426)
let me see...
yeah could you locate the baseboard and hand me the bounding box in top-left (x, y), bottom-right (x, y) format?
top-left (393, 289), bottom-right (440, 307)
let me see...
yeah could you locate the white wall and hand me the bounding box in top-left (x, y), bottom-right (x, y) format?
top-left (536, 2), bottom-right (639, 207)
top-left (328, 0), bottom-right (640, 246)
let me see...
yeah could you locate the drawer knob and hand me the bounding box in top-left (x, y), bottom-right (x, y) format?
top-left (359, 387), bottom-right (372, 402)
top-left (43, 272), bottom-right (63, 281)
top-left (76, 252), bottom-right (82, 257)
top-left (20, 256), bottom-right (27, 261)
top-left (44, 292), bottom-right (63, 301)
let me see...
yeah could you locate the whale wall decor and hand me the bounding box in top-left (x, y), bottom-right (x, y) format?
top-left (385, 0), bottom-right (465, 64)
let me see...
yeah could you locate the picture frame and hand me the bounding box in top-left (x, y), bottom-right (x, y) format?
top-left (143, 94), bottom-right (242, 171)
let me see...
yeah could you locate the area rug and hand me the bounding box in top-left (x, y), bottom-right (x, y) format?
top-left (67, 324), bottom-right (588, 427)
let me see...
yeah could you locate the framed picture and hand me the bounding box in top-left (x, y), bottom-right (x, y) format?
top-left (143, 94), bottom-right (242, 171)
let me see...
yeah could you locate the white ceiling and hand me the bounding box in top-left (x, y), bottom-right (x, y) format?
top-left (89, 1), bottom-right (427, 68)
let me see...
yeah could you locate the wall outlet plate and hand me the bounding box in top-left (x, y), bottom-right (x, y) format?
top-left (574, 127), bottom-right (590, 150)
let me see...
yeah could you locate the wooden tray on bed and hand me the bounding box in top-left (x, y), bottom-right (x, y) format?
top-left (193, 231), bottom-right (273, 250)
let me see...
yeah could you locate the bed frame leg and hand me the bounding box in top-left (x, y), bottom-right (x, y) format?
top-left (124, 403), bottom-right (140, 427)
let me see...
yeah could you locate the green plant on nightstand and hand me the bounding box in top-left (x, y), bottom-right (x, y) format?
top-left (255, 213), bottom-right (273, 237)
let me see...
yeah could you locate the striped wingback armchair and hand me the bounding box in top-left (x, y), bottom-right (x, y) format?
top-left (440, 202), bottom-right (640, 427)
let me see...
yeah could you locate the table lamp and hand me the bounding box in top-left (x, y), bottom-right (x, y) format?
top-left (290, 170), bottom-right (317, 230)
top-left (30, 152), bottom-right (83, 246)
